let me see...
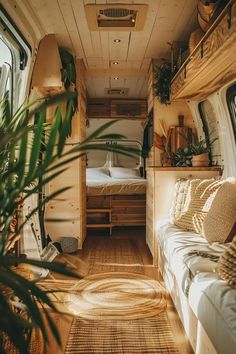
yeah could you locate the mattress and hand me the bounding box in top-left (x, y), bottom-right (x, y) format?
top-left (86, 178), bottom-right (146, 196)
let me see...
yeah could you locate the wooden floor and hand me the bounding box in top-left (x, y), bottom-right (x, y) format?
top-left (46, 227), bottom-right (193, 354)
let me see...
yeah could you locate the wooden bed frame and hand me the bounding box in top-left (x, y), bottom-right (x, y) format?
top-left (86, 194), bottom-right (146, 234)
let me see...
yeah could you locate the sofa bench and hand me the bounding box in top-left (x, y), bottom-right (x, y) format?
top-left (156, 178), bottom-right (236, 354)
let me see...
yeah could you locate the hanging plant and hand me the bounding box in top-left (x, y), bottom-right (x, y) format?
top-left (59, 47), bottom-right (78, 136)
top-left (153, 61), bottom-right (172, 105)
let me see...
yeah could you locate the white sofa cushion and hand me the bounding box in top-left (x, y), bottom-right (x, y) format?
top-left (188, 272), bottom-right (236, 354)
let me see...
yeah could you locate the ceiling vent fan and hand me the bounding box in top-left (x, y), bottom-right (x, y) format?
top-left (85, 4), bottom-right (148, 31)
top-left (105, 88), bottom-right (129, 95)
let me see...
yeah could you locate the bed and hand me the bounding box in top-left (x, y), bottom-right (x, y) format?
top-left (86, 141), bottom-right (146, 230)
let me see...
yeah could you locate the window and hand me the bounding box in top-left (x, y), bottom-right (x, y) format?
top-left (0, 5), bottom-right (31, 111)
top-left (198, 100), bottom-right (221, 165)
top-left (226, 84), bottom-right (236, 142)
top-left (0, 37), bottom-right (13, 102)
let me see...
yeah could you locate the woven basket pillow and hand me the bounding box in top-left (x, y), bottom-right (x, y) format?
top-left (216, 235), bottom-right (236, 287)
top-left (202, 180), bottom-right (236, 243)
top-left (174, 178), bottom-right (223, 233)
top-left (170, 179), bottom-right (191, 223)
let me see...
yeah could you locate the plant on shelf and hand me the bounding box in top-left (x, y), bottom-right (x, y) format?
top-left (0, 92), bottom-right (139, 354)
top-left (171, 147), bottom-right (192, 167)
top-left (153, 61), bottom-right (172, 105)
top-left (59, 47), bottom-right (78, 136)
top-left (190, 136), bottom-right (218, 167)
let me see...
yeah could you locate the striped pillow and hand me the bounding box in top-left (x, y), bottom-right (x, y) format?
top-left (202, 180), bottom-right (236, 243)
top-left (170, 179), bottom-right (191, 223)
top-left (216, 235), bottom-right (236, 287)
top-left (174, 179), bottom-right (223, 233)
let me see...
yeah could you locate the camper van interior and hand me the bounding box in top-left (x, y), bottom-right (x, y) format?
top-left (0, 0), bottom-right (236, 353)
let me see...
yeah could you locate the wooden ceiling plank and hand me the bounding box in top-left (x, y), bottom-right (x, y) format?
top-left (87, 68), bottom-right (148, 78)
top-left (70, 0), bottom-right (94, 58)
top-left (27, 0), bottom-right (73, 50)
top-left (127, 0), bottom-right (161, 61)
top-left (57, 0), bottom-right (86, 63)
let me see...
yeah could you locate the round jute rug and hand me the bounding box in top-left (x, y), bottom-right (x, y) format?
top-left (66, 272), bottom-right (167, 320)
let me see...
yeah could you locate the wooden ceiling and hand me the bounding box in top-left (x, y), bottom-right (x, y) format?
top-left (24, 0), bottom-right (198, 98)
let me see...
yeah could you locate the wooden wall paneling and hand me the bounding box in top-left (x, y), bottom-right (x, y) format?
top-left (171, 1), bottom-right (236, 101)
top-left (146, 168), bottom-right (155, 257)
top-left (77, 59), bottom-right (87, 246)
top-left (44, 59), bottom-right (87, 249)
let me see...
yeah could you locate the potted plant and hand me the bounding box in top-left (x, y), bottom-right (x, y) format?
top-left (153, 61), bottom-right (172, 105)
top-left (190, 136), bottom-right (217, 167)
top-left (171, 147), bottom-right (192, 167)
top-left (0, 92), bottom-right (138, 353)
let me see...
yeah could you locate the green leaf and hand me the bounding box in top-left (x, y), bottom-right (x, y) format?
top-left (27, 107), bottom-right (46, 181)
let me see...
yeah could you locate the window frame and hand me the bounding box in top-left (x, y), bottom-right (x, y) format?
top-left (226, 84), bottom-right (236, 142)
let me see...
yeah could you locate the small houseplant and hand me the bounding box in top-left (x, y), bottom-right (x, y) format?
top-left (153, 61), bottom-right (172, 105)
top-left (190, 136), bottom-right (217, 167)
top-left (171, 147), bottom-right (192, 167)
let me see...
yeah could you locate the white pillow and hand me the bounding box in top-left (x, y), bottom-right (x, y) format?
top-left (109, 167), bottom-right (141, 179)
top-left (86, 167), bottom-right (110, 180)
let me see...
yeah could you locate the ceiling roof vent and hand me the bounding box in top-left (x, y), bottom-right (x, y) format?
top-left (85, 4), bottom-right (148, 31)
top-left (105, 88), bottom-right (129, 95)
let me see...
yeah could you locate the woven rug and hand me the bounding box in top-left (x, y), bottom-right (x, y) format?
top-left (66, 272), bottom-right (167, 320)
top-left (65, 272), bottom-right (179, 353)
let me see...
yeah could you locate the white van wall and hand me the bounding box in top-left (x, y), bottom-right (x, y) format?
top-left (188, 81), bottom-right (236, 178)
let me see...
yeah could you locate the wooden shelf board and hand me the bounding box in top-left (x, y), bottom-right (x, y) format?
top-left (87, 209), bottom-right (112, 213)
top-left (147, 166), bottom-right (222, 172)
top-left (86, 224), bottom-right (113, 228)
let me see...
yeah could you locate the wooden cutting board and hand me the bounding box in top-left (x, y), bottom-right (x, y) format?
top-left (169, 126), bottom-right (192, 153)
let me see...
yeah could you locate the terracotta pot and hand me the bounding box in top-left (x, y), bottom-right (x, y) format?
top-left (192, 153), bottom-right (209, 167)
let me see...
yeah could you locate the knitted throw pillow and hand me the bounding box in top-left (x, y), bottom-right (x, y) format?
top-left (202, 180), bottom-right (236, 243)
top-left (174, 179), bottom-right (223, 233)
top-left (170, 179), bottom-right (191, 223)
top-left (216, 235), bottom-right (236, 287)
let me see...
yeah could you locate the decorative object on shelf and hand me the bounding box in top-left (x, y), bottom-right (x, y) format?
top-left (153, 61), bottom-right (172, 105)
top-left (189, 28), bottom-right (204, 53)
top-left (197, 0), bottom-right (229, 33)
top-left (59, 47), bottom-right (78, 136)
top-left (154, 120), bottom-right (172, 166)
top-left (191, 152), bottom-right (209, 167)
top-left (190, 135), bottom-right (217, 167)
top-left (171, 147), bottom-right (192, 167)
top-left (169, 115), bottom-right (192, 154)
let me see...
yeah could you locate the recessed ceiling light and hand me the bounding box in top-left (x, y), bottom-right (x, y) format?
top-left (113, 77), bottom-right (119, 80)
top-left (113, 61), bottom-right (119, 65)
top-left (113, 39), bottom-right (121, 43)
